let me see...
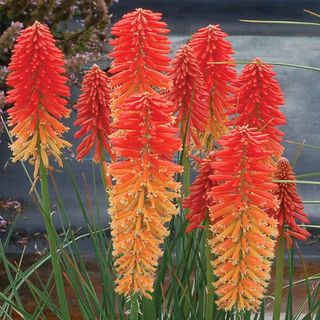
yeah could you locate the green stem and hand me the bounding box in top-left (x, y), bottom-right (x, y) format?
top-left (272, 233), bottom-right (285, 320)
top-left (99, 161), bottom-right (108, 192)
top-left (130, 293), bottom-right (139, 320)
top-left (99, 140), bottom-right (108, 191)
top-left (98, 140), bottom-right (111, 317)
top-left (183, 155), bottom-right (190, 198)
top-left (205, 218), bottom-right (214, 320)
top-left (99, 139), bottom-right (111, 214)
top-left (39, 161), bottom-right (70, 320)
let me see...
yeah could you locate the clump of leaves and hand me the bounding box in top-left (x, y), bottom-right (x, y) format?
top-left (0, 0), bottom-right (113, 89)
top-left (0, 0), bottom-right (113, 60)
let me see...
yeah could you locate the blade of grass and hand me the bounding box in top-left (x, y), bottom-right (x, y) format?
top-left (295, 242), bottom-right (311, 319)
top-left (285, 246), bottom-right (294, 320)
top-left (259, 300), bottom-right (265, 320)
top-left (63, 159), bottom-right (117, 319)
top-left (0, 226), bottom-right (108, 316)
top-left (39, 160), bottom-right (70, 320)
top-left (303, 9), bottom-right (320, 18)
top-left (0, 292), bottom-right (35, 320)
top-left (272, 232), bottom-right (285, 320)
top-left (208, 61), bottom-right (320, 72)
top-left (285, 140), bottom-right (320, 151)
top-left (0, 241), bottom-right (24, 311)
top-left (240, 19), bottom-right (320, 27)
top-left (205, 217), bottom-right (215, 320)
top-left (0, 253), bottom-right (62, 319)
top-left (273, 180), bottom-right (320, 185)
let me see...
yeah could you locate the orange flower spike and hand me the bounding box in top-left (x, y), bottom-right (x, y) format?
top-left (6, 21), bottom-right (70, 177)
top-left (167, 44), bottom-right (209, 149)
top-left (230, 57), bottom-right (286, 158)
top-left (74, 64), bottom-right (114, 162)
top-left (272, 157), bottom-right (310, 247)
top-left (209, 126), bottom-right (279, 311)
top-left (109, 8), bottom-right (171, 104)
top-left (189, 25), bottom-right (236, 143)
top-left (109, 93), bottom-right (182, 298)
top-left (183, 152), bottom-right (217, 232)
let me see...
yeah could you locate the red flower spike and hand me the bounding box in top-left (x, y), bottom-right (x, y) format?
top-left (167, 44), bottom-right (209, 149)
top-left (272, 157), bottom-right (310, 247)
top-left (109, 93), bottom-right (182, 298)
top-left (74, 64), bottom-right (114, 163)
top-left (6, 21), bottom-right (70, 177)
top-left (109, 8), bottom-right (171, 104)
top-left (183, 152), bottom-right (217, 232)
top-left (229, 57), bottom-right (286, 158)
top-left (209, 126), bottom-right (279, 311)
top-left (189, 25), bottom-right (236, 144)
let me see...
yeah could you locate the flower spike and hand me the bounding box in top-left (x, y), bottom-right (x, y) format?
top-left (109, 93), bottom-right (182, 298)
top-left (109, 8), bottom-right (171, 104)
top-left (190, 24), bottom-right (236, 145)
top-left (167, 44), bottom-right (209, 149)
top-left (183, 152), bottom-right (217, 232)
top-left (229, 57), bottom-right (286, 158)
top-left (209, 126), bottom-right (279, 311)
top-left (6, 21), bottom-right (70, 177)
top-left (74, 64), bottom-right (113, 162)
top-left (271, 157), bottom-right (310, 247)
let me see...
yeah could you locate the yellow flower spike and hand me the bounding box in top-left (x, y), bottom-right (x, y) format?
top-left (109, 93), bottom-right (182, 298)
top-left (208, 127), bottom-right (279, 311)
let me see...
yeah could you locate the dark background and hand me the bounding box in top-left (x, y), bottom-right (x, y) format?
top-left (1, 0), bottom-right (320, 258)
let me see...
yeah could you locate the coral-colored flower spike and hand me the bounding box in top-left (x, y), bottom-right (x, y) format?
top-left (190, 25), bottom-right (236, 145)
top-left (6, 21), bottom-right (70, 177)
top-left (230, 57), bottom-right (286, 158)
top-left (209, 126), bottom-right (278, 311)
top-left (272, 157), bottom-right (310, 247)
top-left (109, 8), bottom-right (171, 104)
top-left (74, 64), bottom-right (113, 162)
top-left (183, 152), bottom-right (217, 232)
top-left (167, 44), bottom-right (209, 149)
top-left (109, 93), bottom-right (182, 298)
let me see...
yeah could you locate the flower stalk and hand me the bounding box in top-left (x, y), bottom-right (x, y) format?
top-left (39, 159), bottom-right (70, 320)
top-left (6, 21), bottom-right (71, 318)
top-left (130, 293), bottom-right (139, 320)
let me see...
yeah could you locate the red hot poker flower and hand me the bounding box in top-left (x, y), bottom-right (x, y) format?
top-left (209, 126), bottom-right (278, 311)
top-left (109, 93), bottom-right (182, 298)
top-left (183, 152), bottom-right (217, 232)
top-left (6, 21), bottom-right (70, 177)
top-left (229, 57), bottom-right (286, 158)
top-left (167, 44), bottom-right (209, 149)
top-left (109, 8), bottom-right (171, 104)
top-left (190, 25), bottom-right (236, 144)
top-left (272, 157), bottom-right (310, 247)
top-left (74, 64), bottom-right (114, 162)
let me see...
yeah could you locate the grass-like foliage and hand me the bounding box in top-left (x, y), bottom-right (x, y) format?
top-left (0, 7), bottom-right (320, 320)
